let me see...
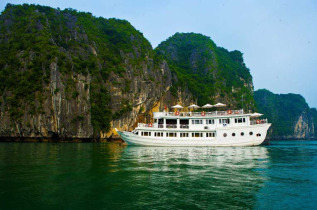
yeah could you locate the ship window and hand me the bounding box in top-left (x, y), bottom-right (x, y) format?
top-left (256, 133), bottom-right (261, 137)
top-left (155, 132), bottom-right (163, 137)
top-left (241, 132), bottom-right (244, 136)
top-left (168, 132), bottom-right (177, 137)
top-left (206, 119), bottom-right (215, 124)
top-left (232, 133), bottom-right (236, 137)
top-left (192, 133), bottom-right (203, 137)
top-left (180, 119), bottom-right (189, 125)
top-left (192, 120), bottom-right (203, 124)
top-left (223, 133), bottom-right (227, 137)
top-left (219, 119), bottom-right (230, 124)
top-left (249, 132), bottom-right (253, 136)
top-left (180, 133), bottom-right (189, 138)
top-left (142, 132), bottom-right (150, 136)
top-left (166, 119), bottom-right (177, 125)
top-left (206, 132), bottom-right (215, 137)
top-left (235, 118), bottom-right (246, 123)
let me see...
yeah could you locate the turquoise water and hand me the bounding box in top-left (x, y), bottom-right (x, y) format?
top-left (0, 141), bottom-right (316, 209)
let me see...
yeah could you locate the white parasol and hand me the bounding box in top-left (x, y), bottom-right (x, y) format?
top-left (251, 112), bottom-right (263, 117)
top-left (202, 104), bottom-right (213, 108)
top-left (213, 103), bottom-right (227, 107)
top-left (188, 104), bottom-right (200, 109)
top-left (171, 104), bottom-right (183, 109)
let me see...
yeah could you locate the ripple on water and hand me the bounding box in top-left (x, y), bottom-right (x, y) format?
top-left (0, 141), bottom-right (317, 209)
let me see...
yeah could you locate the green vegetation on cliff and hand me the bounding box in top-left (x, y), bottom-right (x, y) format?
top-left (155, 33), bottom-right (255, 110)
top-left (0, 4), bottom-right (260, 139)
top-left (0, 4), bottom-right (154, 135)
top-left (254, 89), bottom-right (315, 139)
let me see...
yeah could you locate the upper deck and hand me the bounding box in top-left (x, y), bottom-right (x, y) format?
top-left (153, 109), bottom-right (247, 119)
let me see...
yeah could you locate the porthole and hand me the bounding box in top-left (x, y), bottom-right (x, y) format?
top-left (232, 133), bottom-right (236, 137)
top-left (241, 132), bottom-right (244, 136)
top-left (223, 133), bottom-right (227, 137)
top-left (256, 133), bottom-right (261, 137)
top-left (249, 132), bottom-right (253, 136)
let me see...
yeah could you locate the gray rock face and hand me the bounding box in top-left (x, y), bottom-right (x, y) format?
top-left (294, 113), bottom-right (314, 139)
top-left (0, 61), bottom-right (94, 138)
top-left (0, 4), bottom-right (196, 139)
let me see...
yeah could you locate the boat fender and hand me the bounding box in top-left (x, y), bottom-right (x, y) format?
top-left (175, 111), bottom-right (180, 116)
top-left (148, 123), bottom-right (153, 127)
top-left (201, 111), bottom-right (206, 116)
top-left (227, 110), bottom-right (232, 114)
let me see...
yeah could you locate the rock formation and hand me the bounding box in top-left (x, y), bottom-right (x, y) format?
top-left (254, 89), bottom-right (315, 139)
top-left (0, 4), bottom-right (256, 140)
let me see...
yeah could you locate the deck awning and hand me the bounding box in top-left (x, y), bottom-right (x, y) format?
top-left (202, 104), bottom-right (213, 108)
top-left (213, 103), bottom-right (227, 107)
top-left (171, 104), bottom-right (183, 109)
top-left (188, 104), bottom-right (200, 108)
top-left (251, 112), bottom-right (263, 117)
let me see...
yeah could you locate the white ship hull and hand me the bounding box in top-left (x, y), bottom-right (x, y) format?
top-left (117, 124), bottom-right (271, 147)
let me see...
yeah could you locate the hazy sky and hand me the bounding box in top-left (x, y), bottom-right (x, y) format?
top-left (1, 0), bottom-right (317, 108)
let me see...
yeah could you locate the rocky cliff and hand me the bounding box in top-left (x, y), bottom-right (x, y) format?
top-left (0, 4), bottom-right (255, 140)
top-left (155, 33), bottom-right (256, 111)
top-left (254, 89), bottom-right (316, 139)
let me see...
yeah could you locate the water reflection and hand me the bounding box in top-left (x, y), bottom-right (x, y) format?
top-left (118, 146), bottom-right (270, 209)
top-left (0, 143), bottom-right (271, 209)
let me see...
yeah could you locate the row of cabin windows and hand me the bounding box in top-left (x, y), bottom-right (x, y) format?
top-left (180, 133), bottom-right (189, 137)
top-left (154, 132), bottom-right (163, 137)
top-left (141, 132), bottom-right (216, 138)
top-left (158, 118), bottom-right (245, 125)
top-left (218, 118), bottom-right (246, 124)
top-left (219, 119), bottom-right (230, 124)
top-left (192, 120), bottom-right (203, 124)
top-left (206, 119), bottom-right (215, 124)
top-left (235, 118), bottom-right (246, 123)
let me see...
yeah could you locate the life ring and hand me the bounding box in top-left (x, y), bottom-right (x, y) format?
top-left (175, 111), bottom-right (180, 116)
top-left (201, 111), bottom-right (206, 116)
top-left (227, 110), bottom-right (232, 114)
top-left (256, 119), bottom-right (260, 124)
top-left (148, 123), bottom-right (153, 127)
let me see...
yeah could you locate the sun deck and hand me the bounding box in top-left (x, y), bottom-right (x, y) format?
top-left (137, 117), bottom-right (268, 129)
top-left (153, 109), bottom-right (245, 118)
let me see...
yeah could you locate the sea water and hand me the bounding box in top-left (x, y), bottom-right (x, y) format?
top-left (0, 141), bottom-right (316, 209)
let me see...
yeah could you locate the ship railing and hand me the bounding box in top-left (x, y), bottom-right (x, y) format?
top-left (250, 119), bottom-right (268, 125)
top-left (164, 109), bottom-right (244, 117)
top-left (138, 123), bottom-right (154, 128)
top-left (166, 124), bottom-right (177, 129)
top-left (137, 123), bottom-right (189, 129)
top-left (180, 124), bottom-right (189, 129)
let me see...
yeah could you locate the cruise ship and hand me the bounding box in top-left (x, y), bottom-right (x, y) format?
top-left (116, 104), bottom-right (271, 146)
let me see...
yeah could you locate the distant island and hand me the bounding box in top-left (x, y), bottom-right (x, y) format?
top-left (0, 4), bottom-right (315, 141)
top-left (255, 89), bottom-right (316, 140)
